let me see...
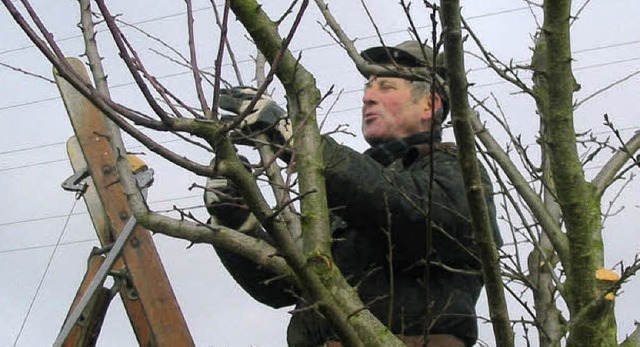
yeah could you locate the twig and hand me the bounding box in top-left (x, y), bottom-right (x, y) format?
top-left (149, 48), bottom-right (228, 89)
top-left (592, 129), bottom-right (640, 196)
top-left (209, 0), bottom-right (231, 119)
top-left (471, 92), bottom-right (543, 181)
top-left (570, 0), bottom-right (592, 26)
top-left (312, 0), bottom-right (368, 68)
top-left (461, 16), bottom-right (534, 97)
top-left (95, 0), bottom-right (173, 122)
top-left (251, 49), bottom-right (303, 250)
top-left (600, 173), bottom-right (633, 225)
top-left (0, 60), bottom-right (55, 83)
top-left (318, 86), bottom-right (343, 131)
top-left (186, 0), bottom-right (210, 113)
top-left (118, 33), bottom-right (191, 120)
top-left (78, 0), bottom-right (110, 95)
top-left (358, 0), bottom-right (386, 48)
top-left (574, 70), bottom-right (640, 109)
top-left (210, 0), bottom-right (244, 86)
top-left (275, 0), bottom-right (300, 25)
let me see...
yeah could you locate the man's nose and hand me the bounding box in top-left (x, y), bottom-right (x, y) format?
top-left (362, 87), bottom-right (378, 106)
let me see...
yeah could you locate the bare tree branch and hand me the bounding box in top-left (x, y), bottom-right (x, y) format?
top-left (440, 1), bottom-right (513, 345)
top-left (574, 70), bottom-right (640, 109)
top-left (185, 0), bottom-right (210, 113)
top-left (210, 0), bottom-right (244, 86)
top-left (462, 16), bottom-right (535, 97)
top-left (592, 130), bottom-right (640, 196)
top-left (470, 113), bottom-right (569, 266)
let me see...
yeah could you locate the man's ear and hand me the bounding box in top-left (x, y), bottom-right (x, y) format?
top-left (421, 93), bottom-right (442, 121)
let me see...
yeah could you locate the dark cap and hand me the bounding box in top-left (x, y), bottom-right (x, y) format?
top-left (360, 40), bottom-right (449, 117)
top-left (360, 40), bottom-right (444, 71)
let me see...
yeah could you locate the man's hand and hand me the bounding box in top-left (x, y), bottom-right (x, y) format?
top-left (204, 175), bottom-right (260, 234)
top-left (219, 87), bottom-right (292, 148)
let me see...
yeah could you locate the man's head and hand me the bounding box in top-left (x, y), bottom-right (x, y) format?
top-left (359, 41), bottom-right (448, 146)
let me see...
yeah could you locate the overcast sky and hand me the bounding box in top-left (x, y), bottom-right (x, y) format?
top-left (1, 1), bottom-right (639, 346)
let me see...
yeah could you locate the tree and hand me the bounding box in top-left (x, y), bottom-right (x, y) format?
top-left (2, 0), bottom-right (639, 346)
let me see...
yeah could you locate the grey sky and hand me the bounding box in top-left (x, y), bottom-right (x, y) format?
top-left (1, 1), bottom-right (639, 346)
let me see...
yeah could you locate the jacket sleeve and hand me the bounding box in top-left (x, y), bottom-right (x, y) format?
top-left (209, 187), bottom-right (297, 308)
top-left (322, 136), bottom-right (500, 269)
top-left (214, 240), bottom-right (296, 308)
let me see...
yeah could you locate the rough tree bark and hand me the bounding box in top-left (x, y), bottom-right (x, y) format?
top-left (541, 1), bottom-right (613, 346)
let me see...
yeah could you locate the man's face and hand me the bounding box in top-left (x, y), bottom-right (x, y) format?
top-left (361, 76), bottom-right (432, 146)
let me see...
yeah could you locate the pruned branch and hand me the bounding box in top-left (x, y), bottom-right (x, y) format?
top-left (440, 1), bottom-right (513, 345)
top-left (592, 128), bottom-right (640, 197)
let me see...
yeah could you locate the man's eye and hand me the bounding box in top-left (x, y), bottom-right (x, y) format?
top-left (380, 83), bottom-right (395, 90)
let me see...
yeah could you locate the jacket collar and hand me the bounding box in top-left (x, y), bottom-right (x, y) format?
top-left (364, 132), bottom-right (441, 166)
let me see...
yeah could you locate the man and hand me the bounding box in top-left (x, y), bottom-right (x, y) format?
top-left (206, 40), bottom-right (502, 346)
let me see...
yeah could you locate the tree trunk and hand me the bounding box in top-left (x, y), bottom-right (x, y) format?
top-left (541, 1), bottom-right (615, 345)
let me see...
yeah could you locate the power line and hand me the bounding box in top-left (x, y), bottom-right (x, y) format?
top-left (573, 39), bottom-right (640, 55)
top-left (0, 3), bottom-right (629, 63)
top-left (0, 199), bottom-right (205, 256)
top-left (0, 140), bottom-right (65, 155)
top-left (1, 2), bottom-right (638, 230)
top-left (472, 55), bottom-right (640, 89)
top-left (0, 194), bottom-right (202, 229)
top-left (0, 4), bottom-right (525, 57)
top-left (1, 207), bottom-right (209, 255)
top-left (467, 39), bottom-right (640, 73)
top-left (0, 238), bottom-right (96, 255)
top-left (1, 86), bottom-right (639, 171)
top-left (0, 158), bottom-right (67, 173)
top-left (1, 2), bottom-right (633, 161)
top-left (0, 210), bottom-right (87, 229)
top-left (0, 95), bottom-right (60, 112)
top-left (2, 2), bottom-right (637, 115)
top-left (1, 113), bottom-right (637, 230)
top-left (0, 138), bottom-right (185, 172)
top-left (12, 197), bottom-right (79, 347)
top-left (2, 34), bottom-right (639, 114)
top-left (575, 56), bottom-right (640, 71)
top-left (0, 4), bottom-right (217, 57)
top-left (1, 43), bottom-right (639, 159)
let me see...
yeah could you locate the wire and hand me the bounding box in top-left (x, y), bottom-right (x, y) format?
top-left (0, 4), bottom-right (525, 57)
top-left (0, 210), bottom-right (87, 228)
top-left (0, 95), bottom-right (60, 113)
top-left (472, 55), bottom-right (640, 89)
top-left (0, 137), bottom-right (183, 172)
top-left (1, 110), bottom-right (639, 174)
top-left (0, 141), bottom-right (65, 155)
top-left (1, 38), bottom-right (638, 115)
top-left (0, 202), bottom-right (207, 255)
top-left (0, 194), bottom-right (201, 230)
top-left (0, 158), bottom-right (67, 173)
top-left (0, 4), bottom-right (217, 57)
top-left (1, 45), bottom-right (639, 161)
top-left (11, 196), bottom-right (79, 347)
top-left (573, 39), bottom-right (640, 55)
top-left (2, 2), bottom-right (637, 115)
top-left (2, 48), bottom-right (639, 169)
top-left (0, 238), bottom-right (96, 255)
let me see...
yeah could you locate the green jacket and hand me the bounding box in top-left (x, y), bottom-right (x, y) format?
top-left (213, 133), bottom-right (502, 346)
